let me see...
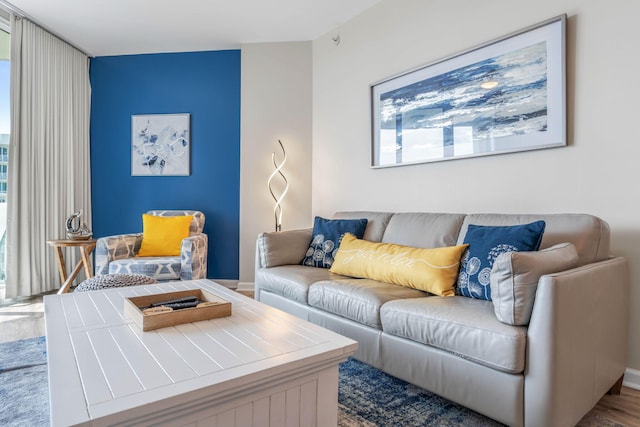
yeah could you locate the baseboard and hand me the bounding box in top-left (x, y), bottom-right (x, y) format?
top-left (209, 279), bottom-right (254, 291)
top-left (623, 368), bottom-right (640, 390)
top-left (210, 279), bottom-right (239, 289)
top-left (236, 281), bottom-right (255, 292)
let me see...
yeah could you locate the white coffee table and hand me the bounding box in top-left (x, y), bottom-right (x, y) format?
top-left (44, 279), bottom-right (357, 426)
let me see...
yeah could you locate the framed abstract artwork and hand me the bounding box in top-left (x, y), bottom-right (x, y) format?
top-left (131, 113), bottom-right (191, 176)
top-left (371, 15), bottom-right (566, 168)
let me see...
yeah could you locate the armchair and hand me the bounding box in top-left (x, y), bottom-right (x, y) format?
top-left (95, 210), bottom-right (208, 281)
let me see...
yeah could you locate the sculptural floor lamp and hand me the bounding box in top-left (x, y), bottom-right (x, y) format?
top-left (268, 140), bottom-right (289, 232)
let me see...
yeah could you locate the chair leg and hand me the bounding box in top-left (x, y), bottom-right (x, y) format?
top-left (607, 374), bottom-right (624, 395)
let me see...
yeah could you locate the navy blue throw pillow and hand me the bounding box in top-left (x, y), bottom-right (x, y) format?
top-left (302, 216), bottom-right (368, 268)
top-left (457, 220), bottom-right (546, 300)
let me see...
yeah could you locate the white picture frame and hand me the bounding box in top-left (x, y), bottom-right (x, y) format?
top-left (131, 113), bottom-right (191, 176)
top-left (371, 15), bottom-right (566, 168)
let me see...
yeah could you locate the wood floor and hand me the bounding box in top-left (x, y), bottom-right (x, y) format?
top-left (0, 295), bottom-right (45, 343)
top-left (2, 292), bottom-right (639, 426)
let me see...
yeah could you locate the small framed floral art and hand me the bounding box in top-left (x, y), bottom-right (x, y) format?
top-left (131, 113), bottom-right (190, 176)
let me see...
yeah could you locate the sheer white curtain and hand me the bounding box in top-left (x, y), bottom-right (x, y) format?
top-left (6, 16), bottom-right (91, 297)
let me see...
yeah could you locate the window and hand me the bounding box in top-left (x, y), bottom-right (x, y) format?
top-left (0, 17), bottom-right (9, 286)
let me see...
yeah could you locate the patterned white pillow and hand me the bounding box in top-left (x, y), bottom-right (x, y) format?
top-left (301, 216), bottom-right (367, 268)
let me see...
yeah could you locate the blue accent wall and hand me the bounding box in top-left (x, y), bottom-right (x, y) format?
top-left (90, 50), bottom-right (240, 279)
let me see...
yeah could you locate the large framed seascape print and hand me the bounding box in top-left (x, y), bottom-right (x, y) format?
top-left (132, 113), bottom-right (191, 176)
top-left (371, 15), bottom-right (566, 168)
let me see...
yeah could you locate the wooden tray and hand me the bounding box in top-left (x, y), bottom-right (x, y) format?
top-left (124, 289), bottom-right (231, 331)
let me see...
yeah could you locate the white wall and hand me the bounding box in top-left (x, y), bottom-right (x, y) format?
top-left (239, 42), bottom-right (313, 288)
top-left (312, 0), bottom-right (640, 372)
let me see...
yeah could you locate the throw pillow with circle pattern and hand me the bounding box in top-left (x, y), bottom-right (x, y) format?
top-left (457, 220), bottom-right (546, 300)
top-left (302, 216), bottom-right (368, 268)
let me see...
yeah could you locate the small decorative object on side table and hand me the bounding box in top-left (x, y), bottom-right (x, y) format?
top-left (49, 209), bottom-right (98, 295)
top-left (66, 209), bottom-right (93, 240)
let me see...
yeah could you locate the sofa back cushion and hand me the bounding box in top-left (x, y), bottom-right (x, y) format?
top-left (457, 214), bottom-right (610, 266)
top-left (382, 213), bottom-right (466, 248)
top-left (333, 211), bottom-right (394, 242)
top-left (333, 212), bottom-right (610, 267)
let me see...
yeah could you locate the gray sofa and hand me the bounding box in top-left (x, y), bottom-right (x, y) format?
top-left (254, 212), bottom-right (629, 427)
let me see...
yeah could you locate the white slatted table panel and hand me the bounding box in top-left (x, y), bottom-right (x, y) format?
top-left (45, 280), bottom-right (357, 427)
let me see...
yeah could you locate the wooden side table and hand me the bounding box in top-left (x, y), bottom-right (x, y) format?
top-left (46, 239), bottom-right (97, 294)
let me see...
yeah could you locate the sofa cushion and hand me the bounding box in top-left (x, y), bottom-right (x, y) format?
top-left (490, 242), bottom-right (579, 325)
top-left (458, 213), bottom-right (610, 266)
top-left (255, 265), bottom-right (340, 304)
top-left (329, 233), bottom-right (468, 296)
top-left (380, 297), bottom-right (527, 374)
top-left (457, 221), bottom-right (546, 301)
top-left (302, 216), bottom-right (368, 268)
top-left (333, 211), bottom-right (394, 243)
top-left (381, 212), bottom-right (466, 248)
top-left (109, 256), bottom-right (181, 281)
top-left (308, 279), bottom-right (428, 329)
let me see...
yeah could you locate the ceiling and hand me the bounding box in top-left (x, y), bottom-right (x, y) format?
top-left (4, 0), bottom-right (382, 57)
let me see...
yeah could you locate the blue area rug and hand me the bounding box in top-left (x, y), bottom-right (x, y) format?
top-left (0, 337), bottom-right (622, 426)
top-left (338, 358), bottom-right (622, 427)
top-left (338, 358), bottom-right (503, 426)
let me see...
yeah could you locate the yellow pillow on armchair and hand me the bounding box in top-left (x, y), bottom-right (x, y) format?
top-left (137, 214), bottom-right (193, 257)
top-left (330, 233), bottom-right (468, 296)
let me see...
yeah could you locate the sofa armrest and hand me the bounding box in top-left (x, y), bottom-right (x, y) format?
top-left (180, 233), bottom-right (208, 280)
top-left (525, 256), bottom-right (629, 427)
top-left (94, 233), bottom-right (143, 275)
top-left (256, 228), bottom-right (312, 268)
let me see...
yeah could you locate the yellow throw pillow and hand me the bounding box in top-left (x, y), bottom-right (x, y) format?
top-left (137, 214), bottom-right (193, 257)
top-left (330, 233), bottom-right (468, 296)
